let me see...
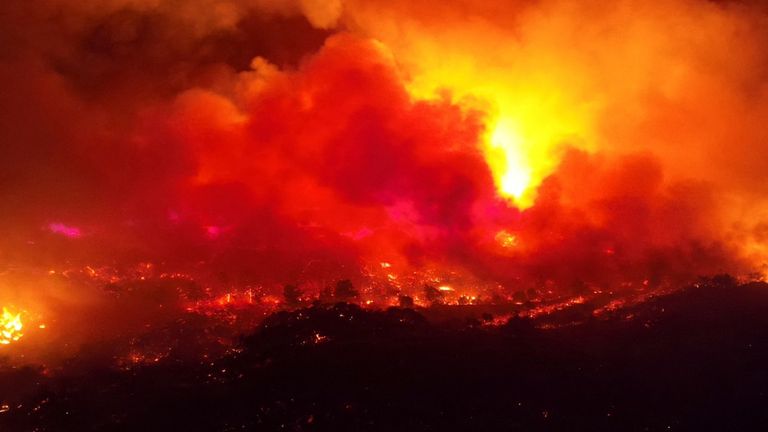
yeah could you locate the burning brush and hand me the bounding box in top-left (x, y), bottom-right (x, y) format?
top-left (0, 0), bottom-right (768, 429)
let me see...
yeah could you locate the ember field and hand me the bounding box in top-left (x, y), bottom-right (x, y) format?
top-left (1, 277), bottom-right (767, 431)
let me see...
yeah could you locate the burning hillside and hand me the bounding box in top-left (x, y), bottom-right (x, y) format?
top-left (1, 277), bottom-right (768, 430)
top-left (1, 0), bottom-right (768, 429)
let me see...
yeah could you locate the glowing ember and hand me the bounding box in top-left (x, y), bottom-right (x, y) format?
top-left (0, 307), bottom-right (23, 345)
top-left (495, 230), bottom-right (519, 249)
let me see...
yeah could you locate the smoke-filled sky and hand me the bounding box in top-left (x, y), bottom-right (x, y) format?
top-left (1, 0), bottom-right (767, 303)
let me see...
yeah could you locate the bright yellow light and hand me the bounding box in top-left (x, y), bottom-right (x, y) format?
top-left (0, 307), bottom-right (23, 345)
top-left (488, 119), bottom-right (532, 203)
top-left (395, 27), bottom-right (599, 210)
top-left (404, 73), bottom-right (594, 209)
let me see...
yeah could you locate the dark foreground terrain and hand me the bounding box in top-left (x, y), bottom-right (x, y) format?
top-left (2, 277), bottom-right (768, 431)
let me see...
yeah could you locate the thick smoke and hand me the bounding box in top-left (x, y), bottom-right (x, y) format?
top-left (0, 0), bottom-right (767, 353)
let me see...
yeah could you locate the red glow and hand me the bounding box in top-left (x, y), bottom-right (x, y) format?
top-left (0, 0), bottom-right (765, 362)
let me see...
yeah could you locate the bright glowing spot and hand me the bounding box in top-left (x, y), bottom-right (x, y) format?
top-left (494, 230), bottom-right (518, 248)
top-left (402, 42), bottom-right (599, 211)
top-left (438, 285), bottom-right (454, 292)
top-left (488, 120), bottom-right (532, 202)
top-left (0, 307), bottom-right (23, 345)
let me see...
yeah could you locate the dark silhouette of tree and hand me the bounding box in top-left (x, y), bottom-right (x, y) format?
top-left (319, 286), bottom-right (334, 303)
top-left (708, 274), bottom-right (738, 289)
top-left (511, 291), bottom-right (527, 304)
top-left (503, 315), bottom-right (537, 338)
top-left (398, 295), bottom-right (414, 308)
top-left (569, 279), bottom-right (589, 296)
top-left (334, 279), bottom-right (358, 302)
top-left (423, 284), bottom-right (444, 305)
top-left (283, 284), bottom-right (303, 307)
top-left (179, 280), bottom-right (207, 301)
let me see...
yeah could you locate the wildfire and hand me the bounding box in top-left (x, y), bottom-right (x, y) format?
top-left (1, 307), bottom-right (23, 345)
top-left (0, 0), bottom-right (765, 367)
top-left (487, 119), bottom-right (533, 204)
top-left (402, 39), bottom-right (597, 209)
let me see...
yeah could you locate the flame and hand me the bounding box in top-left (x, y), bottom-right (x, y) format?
top-left (488, 120), bottom-right (532, 202)
top-left (1, 307), bottom-right (23, 345)
top-left (402, 41), bottom-right (598, 208)
top-left (0, 0), bottom-right (766, 364)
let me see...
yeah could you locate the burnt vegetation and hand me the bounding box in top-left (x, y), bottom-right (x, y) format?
top-left (1, 277), bottom-right (768, 431)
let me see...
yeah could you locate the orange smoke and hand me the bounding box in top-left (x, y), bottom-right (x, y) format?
top-left (0, 0), bottom-right (767, 355)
